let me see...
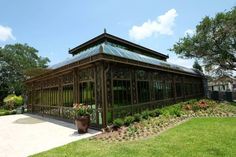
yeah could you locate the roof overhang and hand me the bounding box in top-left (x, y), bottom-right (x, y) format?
top-left (25, 53), bottom-right (204, 83)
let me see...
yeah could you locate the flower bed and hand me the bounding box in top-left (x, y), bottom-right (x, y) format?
top-left (92, 99), bottom-right (236, 142)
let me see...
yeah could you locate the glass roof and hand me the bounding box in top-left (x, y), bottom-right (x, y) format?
top-left (49, 44), bottom-right (101, 69)
top-left (103, 42), bottom-right (203, 75)
top-left (49, 42), bottom-right (203, 76)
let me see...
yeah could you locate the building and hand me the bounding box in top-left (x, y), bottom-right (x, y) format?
top-left (208, 76), bottom-right (236, 92)
top-left (25, 32), bottom-right (206, 129)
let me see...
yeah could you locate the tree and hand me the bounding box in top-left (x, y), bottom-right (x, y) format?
top-left (193, 60), bottom-right (203, 72)
top-left (0, 43), bottom-right (50, 102)
top-left (170, 7), bottom-right (236, 76)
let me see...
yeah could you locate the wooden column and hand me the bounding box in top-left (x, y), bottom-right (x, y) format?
top-left (95, 62), bottom-right (103, 128)
top-left (102, 62), bottom-right (110, 128)
top-left (58, 76), bottom-right (63, 116)
top-left (40, 81), bottom-right (42, 106)
top-left (183, 76), bottom-right (186, 101)
top-left (73, 68), bottom-right (78, 105)
top-left (172, 75), bottom-right (176, 103)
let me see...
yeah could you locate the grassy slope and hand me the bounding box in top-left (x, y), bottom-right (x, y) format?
top-left (33, 117), bottom-right (236, 157)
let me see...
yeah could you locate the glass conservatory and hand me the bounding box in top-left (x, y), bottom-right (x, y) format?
top-left (25, 32), bottom-right (206, 129)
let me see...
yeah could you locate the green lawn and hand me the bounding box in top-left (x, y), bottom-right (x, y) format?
top-left (32, 117), bottom-right (236, 157)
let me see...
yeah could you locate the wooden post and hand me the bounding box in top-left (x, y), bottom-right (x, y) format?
top-left (102, 62), bottom-right (110, 128)
top-left (58, 76), bottom-right (63, 116)
top-left (73, 68), bottom-right (78, 105)
top-left (173, 75), bottom-right (176, 103)
top-left (183, 76), bottom-right (186, 101)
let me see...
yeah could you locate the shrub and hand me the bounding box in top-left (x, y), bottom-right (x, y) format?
top-left (187, 99), bottom-right (198, 105)
top-left (133, 113), bottom-right (142, 122)
top-left (124, 116), bottom-right (135, 126)
top-left (149, 109), bottom-right (161, 117)
top-left (113, 118), bottom-right (124, 128)
top-left (148, 110), bottom-right (156, 117)
top-left (192, 105), bottom-right (200, 112)
top-left (160, 109), bottom-right (170, 116)
top-left (153, 109), bottom-right (161, 117)
top-left (3, 94), bottom-right (24, 110)
top-left (141, 110), bottom-right (150, 119)
top-left (171, 108), bottom-right (182, 117)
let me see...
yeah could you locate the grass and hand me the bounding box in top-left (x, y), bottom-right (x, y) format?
top-left (32, 117), bottom-right (236, 157)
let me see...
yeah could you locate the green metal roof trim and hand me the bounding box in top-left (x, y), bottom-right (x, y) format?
top-left (49, 42), bottom-right (203, 76)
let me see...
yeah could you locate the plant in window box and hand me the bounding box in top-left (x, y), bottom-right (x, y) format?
top-left (73, 103), bottom-right (93, 134)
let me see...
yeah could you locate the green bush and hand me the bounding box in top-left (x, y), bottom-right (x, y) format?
top-left (0, 109), bottom-right (16, 116)
top-left (124, 116), bottom-right (135, 126)
top-left (133, 113), bottom-right (142, 122)
top-left (113, 118), bottom-right (124, 128)
top-left (149, 109), bottom-right (161, 117)
top-left (160, 109), bottom-right (170, 116)
top-left (148, 110), bottom-right (156, 117)
top-left (171, 108), bottom-right (182, 117)
top-left (141, 110), bottom-right (150, 119)
top-left (3, 94), bottom-right (24, 109)
top-left (192, 105), bottom-right (200, 112)
top-left (187, 99), bottom-right (198, 105)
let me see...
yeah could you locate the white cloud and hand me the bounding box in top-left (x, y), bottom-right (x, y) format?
top-left (168, 56), bottom-right (194, 68)
top-left (0, 25), bottom-right (16, 41)
top-left (129, 9), bottom-right (178, 40)
top-left (184, 29), bottom-right (195, 36)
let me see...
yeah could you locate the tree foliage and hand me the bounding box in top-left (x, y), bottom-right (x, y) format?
top-left (170, 7), bottom-right (236, 76)
top-left (0, 43), bottom-right (50, 101)
top-left (193, 60), bottom-right (203, 72)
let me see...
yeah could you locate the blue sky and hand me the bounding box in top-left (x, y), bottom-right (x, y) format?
top-left (0, 0), bottom-right (235, 68)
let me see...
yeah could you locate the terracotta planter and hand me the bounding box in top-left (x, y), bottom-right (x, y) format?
top-left (75, 115), bottom-right (90, 134)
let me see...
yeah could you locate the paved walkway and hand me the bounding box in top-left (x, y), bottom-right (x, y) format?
top-left (0, 114), bottom-right (100, 157)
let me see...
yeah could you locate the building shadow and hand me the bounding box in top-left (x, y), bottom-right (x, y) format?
top-left (15, 113), bottom-right (100, 136)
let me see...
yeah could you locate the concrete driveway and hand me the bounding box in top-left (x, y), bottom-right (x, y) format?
top-left (0, 114), bottom-right (100, 157)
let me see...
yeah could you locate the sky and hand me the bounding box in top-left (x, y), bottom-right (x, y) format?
top-left (0, 0), bottom-right (235, 68)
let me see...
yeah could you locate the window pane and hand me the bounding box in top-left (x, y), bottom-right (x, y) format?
top-left (113, 80), bottom-right (131, 106)
top-left (176, 83), bottom-right (182, 97)
top-left (138, 81), bottom-right (150, 103)
top-left (79, 81), bottom-right (95, 105)
top-left (63, 85), bottom-right (73, 107)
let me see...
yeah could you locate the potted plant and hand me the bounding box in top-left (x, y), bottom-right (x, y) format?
top-left (73, 103), bottom-right (93, 134)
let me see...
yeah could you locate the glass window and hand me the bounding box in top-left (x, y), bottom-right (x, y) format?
top-left (34, 90), bottom-right (40, 105)
top-left (63, 85), bottom-right (73, 107)
top-left (154, 81), bottom-right (173, 100)
top-left (165, 81), bottom-right (173, 98)
top-left (113, 80), bottom-right (131, 107)
top-left (176, 83), bottom-right (182, 97)
top-left (154, 81), bottom-right (164, 100)
top-left (51, 87), bottom-right (59, 106)
top-left (138, 81), bottom-right (150, 103)
top-left (79, 81), bottom-right (95, 105)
